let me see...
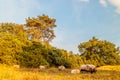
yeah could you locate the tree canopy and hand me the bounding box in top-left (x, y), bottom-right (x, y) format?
top-left (78, 37), bottom-right (120, 66)
top-left (25, 15), bottom-right (56, 43)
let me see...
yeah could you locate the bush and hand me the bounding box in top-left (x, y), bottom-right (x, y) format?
top-left (16, 41), bottom-right (49, 68)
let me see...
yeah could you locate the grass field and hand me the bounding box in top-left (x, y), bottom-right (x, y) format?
top-left (0, 64), bottom-right (120, 80)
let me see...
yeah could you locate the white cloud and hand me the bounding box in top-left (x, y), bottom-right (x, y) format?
top-left (99, 0), bottom-right (120, 14)
top-left (99, 0), bottom-right (107, 7)
top-left (109, 0), bottom-right (120, 14)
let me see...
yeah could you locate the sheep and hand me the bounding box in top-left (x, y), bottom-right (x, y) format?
top-left (58, 65), bottom-right (65, 71)
top-left (80, 64), bottom-right (97, 73)
top-left (71, 69), bottom-right (80, 74)
top-left (39, 65), bottom-right (46, 70)
top-left (13, 65), bottom-right (20, 69)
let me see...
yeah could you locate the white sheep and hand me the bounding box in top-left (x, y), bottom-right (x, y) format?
top-left (71, 69), bottom-right (80, 74)
top-left (58, 65), bottom-right (65, 71)
top-left (13, 65), bottom-right (20, 69)
top-left (39, 65), bottom-right (46, 70)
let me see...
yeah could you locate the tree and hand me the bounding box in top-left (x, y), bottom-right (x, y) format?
top-left (78, 37), bottom-right (120, 66)
top-left (0, 23), bottom-right (24, 36)
top-left (0, 23), bottom-right (31, 65)
top-left (25, 15), bottom-right (56, 43)
top-left (0, 32), bottom-right (24, 65)
top-left (0, 23), bottom-right (29, 46)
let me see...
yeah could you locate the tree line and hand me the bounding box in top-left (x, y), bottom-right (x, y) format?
top-left (0, 15), bottom-right (120, 68)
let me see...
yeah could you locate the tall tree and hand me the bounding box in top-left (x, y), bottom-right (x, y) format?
top-left (25, 15), bottom-right (56, 43)
top-left (78, 37), bottom-right (120, 66)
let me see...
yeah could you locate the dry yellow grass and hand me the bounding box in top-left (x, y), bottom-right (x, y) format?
top-left (97, 65), bottom-right (120, 71)
top-left (0, 64), bottom-right (120, 80)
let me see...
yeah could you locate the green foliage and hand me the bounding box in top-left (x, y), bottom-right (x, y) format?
top-left (45, 48), bottom-right (71, 68)
top-left (16, 41), bottom-right (71, 68)
top-left (78, 37), bottom-right (120, 66)
top-left (17, 41), bottom-right (49, 68)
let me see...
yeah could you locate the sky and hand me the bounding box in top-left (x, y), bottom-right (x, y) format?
top-left (0, 0), bottom-right (120, 53)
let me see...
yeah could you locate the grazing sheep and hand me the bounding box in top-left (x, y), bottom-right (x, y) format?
top-left (58, 65), bottom-right (65, 71)
top-left (13, 65), bottom-right (20, 69)
top-left (80, 64), bottom-right (97, 73)
top-left (39, 65), bottom-right (46, 70)
top-left (71, 69), bottom-right (80, 74)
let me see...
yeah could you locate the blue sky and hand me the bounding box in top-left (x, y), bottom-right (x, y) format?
top-left (0, 0), bottom-right (120, 53)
